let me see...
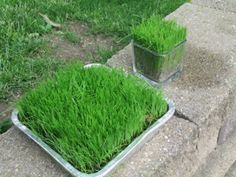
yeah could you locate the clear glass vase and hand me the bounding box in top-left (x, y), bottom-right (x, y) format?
top-left (132, 40), bottom-right (186, 84)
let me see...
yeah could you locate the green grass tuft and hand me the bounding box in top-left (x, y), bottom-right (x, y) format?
top-left (63, 32), bottom-right (81, 44)
top-left (18, 63), bottom-right (168, 173)
top-left (0, 118), bottom-right (12, 134)
top-left (91, 46), bottom-right (115, 64)
top-left (132, 16), bottom-right (187, 53)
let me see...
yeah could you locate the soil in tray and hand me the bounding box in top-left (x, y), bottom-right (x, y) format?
top-left (17, 63), bottom-right (168, 173)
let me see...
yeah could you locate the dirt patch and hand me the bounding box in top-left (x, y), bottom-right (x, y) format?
top-left (177, 45), bottom-right (229, 89)
top-left (47, 22), bottom-right (116, 64)
top-left (0, 102), bottom-right (12, 121)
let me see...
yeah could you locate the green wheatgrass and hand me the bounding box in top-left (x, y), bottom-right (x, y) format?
top-left (17, 63), bottom-right (168, 173)
top-left (132, 15), bottom-right (187, 53)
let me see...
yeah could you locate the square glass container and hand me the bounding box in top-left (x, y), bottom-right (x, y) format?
top-left (132, 40), bottom-right (186, 84)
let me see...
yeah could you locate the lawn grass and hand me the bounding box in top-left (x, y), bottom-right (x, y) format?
top-left (18, 63), bottom-right (168, 173)
top-left (0, 57), bottom-right (64, 101)
top-left (0, 0), bottom-right (187, 102)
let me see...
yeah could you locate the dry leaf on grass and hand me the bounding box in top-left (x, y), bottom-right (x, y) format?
top-left (39, 13), bottom-right (61, 28)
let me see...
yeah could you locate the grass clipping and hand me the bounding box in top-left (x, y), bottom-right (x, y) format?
top-left (18, 63), bottom-right (168, 173)
top-left (132, 15), bottom-right (187, 53)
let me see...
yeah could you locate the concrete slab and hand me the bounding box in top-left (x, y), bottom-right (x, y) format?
top-left (108, 2), bottom-right (236, 132)
top-left (193, 129), bottom-right (236, 177)
top-left (192, 0), bottom-right (236, 13)
top-left (107, 3), bottom-right (236, 176)
top-left (218, 92), bottom-right (236, 144)
top-left (165, 2), bottom-right (236, 152)
top-left (0, 127), bottom-right (69, 177)
top-left (112, 117), bottom-right (198, 177)
top-left (225, 161), bottom-right (236, 177)
top-left (107, 43), bottom-right (234, 177)
top-left (0, 117), bottom-right (197, 177)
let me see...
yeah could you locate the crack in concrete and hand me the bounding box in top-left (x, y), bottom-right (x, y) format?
top-left (174, 110), bottom-right (200, 151)
top-left (174, 109), bottom-right (199, 127)
top-left (217, 89), bottom-right (236, 145)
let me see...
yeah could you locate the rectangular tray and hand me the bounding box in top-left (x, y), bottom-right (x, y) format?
top-left (11, 64), bottom-right (175, 177)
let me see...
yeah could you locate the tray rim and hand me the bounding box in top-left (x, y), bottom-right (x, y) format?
top-left (11, 64), bottom-right (175, 177)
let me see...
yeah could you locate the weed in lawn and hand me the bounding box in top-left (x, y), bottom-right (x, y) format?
top-left (54, 30), bottom-right (81, 44)
top-left (95, 47), bottom-right (115, 63)
top-left (63, 31), bottom-right (81, 44)
top-left (88, 46), bottom-right (115, 64)
top-left (18, 63), bottom-right (168, 173)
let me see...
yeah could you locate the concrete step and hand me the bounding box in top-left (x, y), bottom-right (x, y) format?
top-left (225, 161), bottom-right (236, 177)
top-left (0, 127), bottom-right (68, 177)
top-left (108, 3), bottom-right (236, 177)
top-left (193, 129), bottom-right (236, 177)
top-left (192, 0), bottom-right (236, 13)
